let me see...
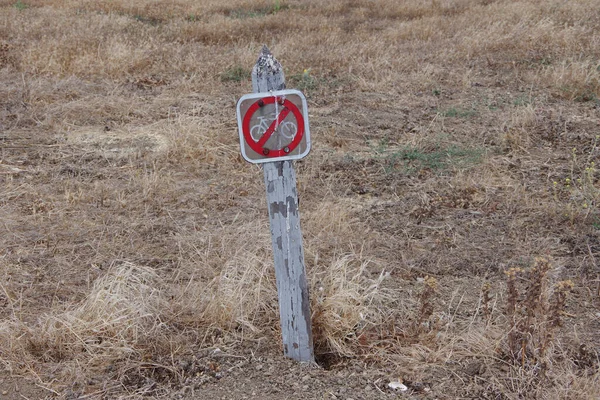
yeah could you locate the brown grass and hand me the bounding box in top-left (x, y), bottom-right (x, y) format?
top-left (1, 0), bottom-right (600, 398)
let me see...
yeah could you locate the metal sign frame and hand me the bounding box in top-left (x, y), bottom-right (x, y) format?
top-left (236, 89), bottom-right (311, 164)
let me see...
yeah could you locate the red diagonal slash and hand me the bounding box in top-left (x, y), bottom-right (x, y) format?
top-left (256, 107), bottom-right (291, 147)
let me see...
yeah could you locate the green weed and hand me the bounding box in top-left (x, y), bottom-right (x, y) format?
top-left (574, 90), bottom-right (598, 103)
top-left (13, 0), bottom-right (27, 10)
top-left (289, 68), bottom-right (319, 92)
top-left (133, 15), bottom-right (161, 25)
top-left (552, 138), bottom-right (600, 223)
top-left (563, 140), bottom-right (598, 208)
top-left (228, 1), bottom-right (289, 19)
top-left (378, 144), bottom-right (484, 174)
top-left (513, 95), bottom-right (532, 106)
top-left (220, 66), bottom-right (250, 83)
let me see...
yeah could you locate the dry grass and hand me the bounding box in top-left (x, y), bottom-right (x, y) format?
top-left (0, 262), bottom-right (173, 395)
top-left (311, 255), bottom-right (389, 357)
top-left (1, 0), bottom-right (600, 398)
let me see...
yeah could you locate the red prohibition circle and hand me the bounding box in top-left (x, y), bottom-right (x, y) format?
top-left (242, 96), bottom-right (305, 158)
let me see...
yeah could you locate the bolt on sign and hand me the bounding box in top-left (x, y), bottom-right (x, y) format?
top-left (236, 89), bottom-right (311, 164)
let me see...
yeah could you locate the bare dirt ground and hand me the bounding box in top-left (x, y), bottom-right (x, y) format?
top-left (1, 0), bottom-right (599, 398)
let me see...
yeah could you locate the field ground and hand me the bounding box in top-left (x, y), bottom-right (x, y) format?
top-left (1, 0), bottom-right (599, 398)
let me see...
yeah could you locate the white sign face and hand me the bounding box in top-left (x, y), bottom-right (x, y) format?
top-left (236, 89), bottom-right (311, 164)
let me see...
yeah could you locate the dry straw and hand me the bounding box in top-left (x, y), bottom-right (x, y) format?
top-left (0, 263), bottom-right (168, 374)
top-left (1, 0), bottom-right (599, 397)
top-left (311, 255), bottom-right (389, 357)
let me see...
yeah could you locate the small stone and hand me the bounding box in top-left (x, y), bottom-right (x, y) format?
top-left (388, 381), bottom-right (408, 391)
top-left (2, 391), bottom-right (8, 395)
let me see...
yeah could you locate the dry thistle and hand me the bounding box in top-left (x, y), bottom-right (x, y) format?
top-left (524, 258), bottom-right (551, 359)
top-left (411, 276), bottom-right (438, 338)
top-left (505, 267), bottom-right (523, 316)
top-left (540, 279), bottom-right (575, 378)
top-left (525, 258), bottom-right (551, 317)
top-left (482, 281), bottom-right (492, 323)
top-left (505, 266), bottom-right (523, 358)
top-left (548, 280), bottom-right (574, 329)
top-left (505, 259), bottom-right (553, 367)
top-left (503, 258), bottom-right (574, 375)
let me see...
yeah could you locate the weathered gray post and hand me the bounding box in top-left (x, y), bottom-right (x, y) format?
top-left (252, 45), bottom-right (314, 362)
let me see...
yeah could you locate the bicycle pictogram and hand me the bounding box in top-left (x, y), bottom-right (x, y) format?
top-left (236, 89), bottom-right (311, 164)
top-left (250, 112), bottom-right (298, 142)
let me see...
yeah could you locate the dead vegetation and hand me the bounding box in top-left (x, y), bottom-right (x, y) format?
top-left (1, 0), bottom-right (599, 398)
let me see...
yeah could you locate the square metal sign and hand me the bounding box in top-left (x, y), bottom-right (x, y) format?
top-left (236, 89), bottom-right (311, 164)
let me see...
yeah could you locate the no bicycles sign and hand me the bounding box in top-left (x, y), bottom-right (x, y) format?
top-left (236, 89), bottom-right (311, 164)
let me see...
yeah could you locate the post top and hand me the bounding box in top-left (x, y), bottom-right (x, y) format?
top-left (255, 45), bottom-right (283, 75)
top-left (252, 45), bottom-right (285, 93)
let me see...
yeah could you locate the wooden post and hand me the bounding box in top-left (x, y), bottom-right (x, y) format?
top-left (252, 45), bottom-right (314, 363)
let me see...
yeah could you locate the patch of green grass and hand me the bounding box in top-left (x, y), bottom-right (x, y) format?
top-left (133, 15), bottom-right (161, 25)
top-left (574, 90), bottom-right (598, 103)
top-left (478, 96), bottom-right (500, 111)
top-left (228, 1), bottom-right (289, 19)
top-left (289, 68), bottom-right (319, 92)
top-left (220, 66), bottom-right (250, 83)
top-left (13, 0), bottom-right (28, 11)
top-left (273, 0), bottom-right (284, 13)
top-left (288, 68), bottom-right (345, 94)
top-left (382, 145), bottom-right (484, 174)
top-left (513, 95), bottom-right (532, 106)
